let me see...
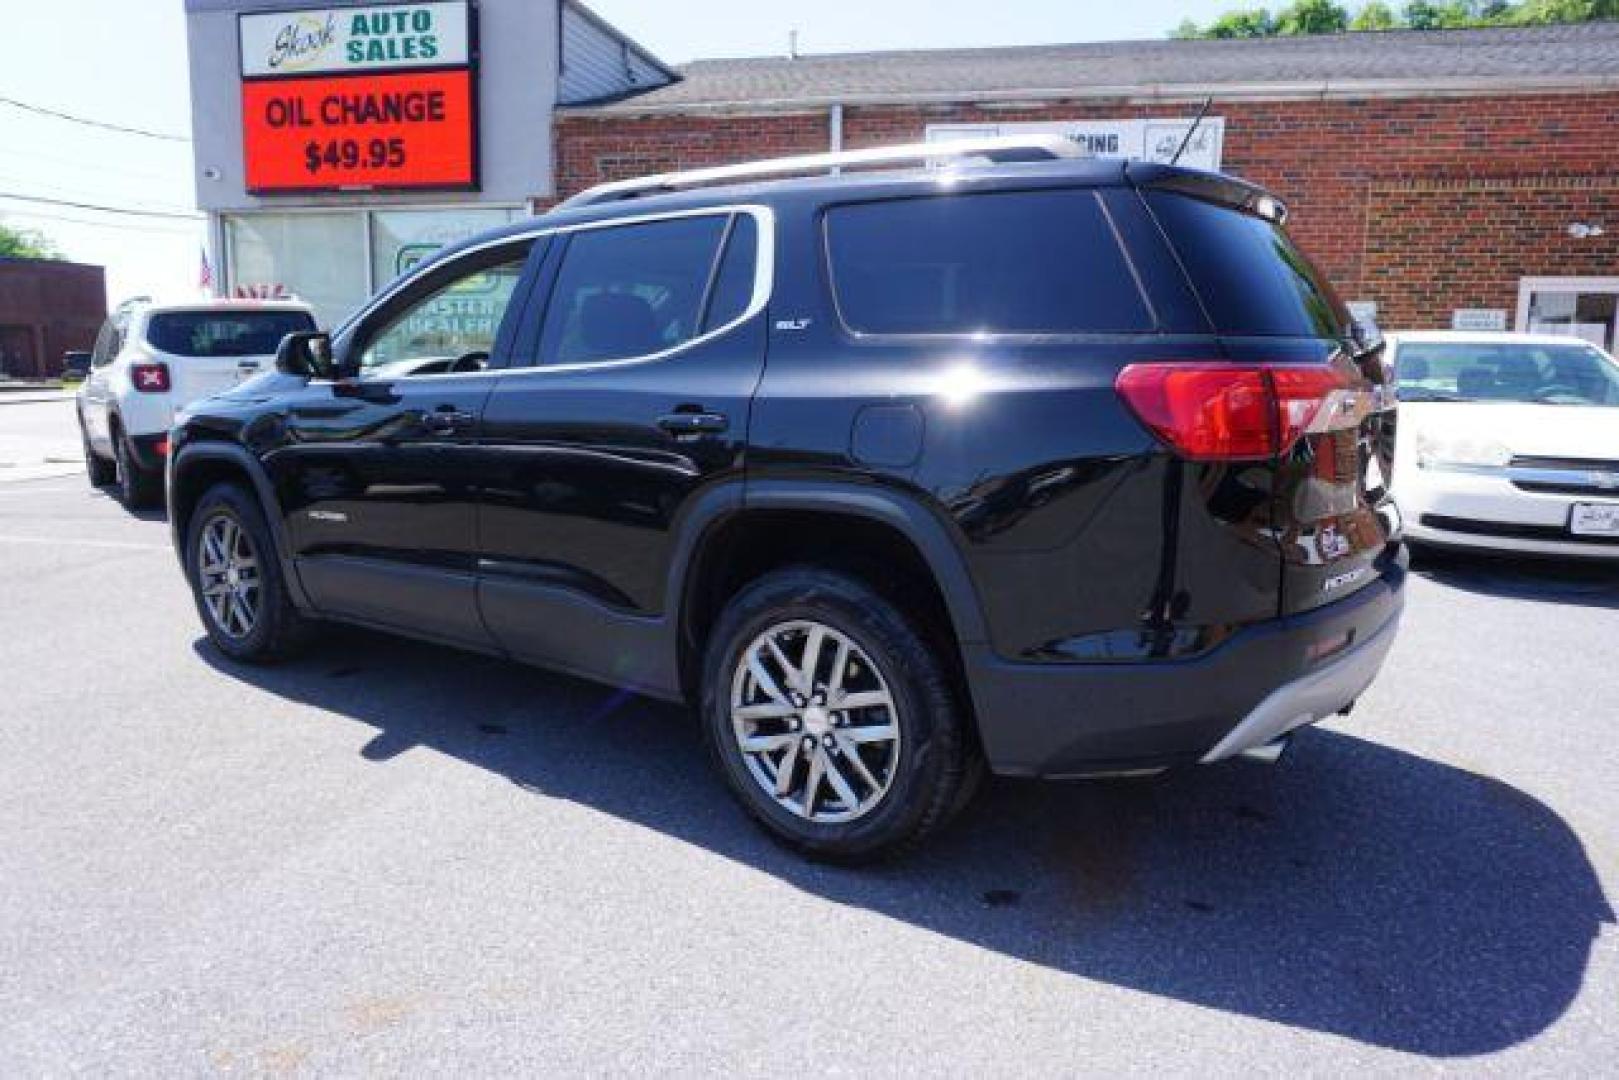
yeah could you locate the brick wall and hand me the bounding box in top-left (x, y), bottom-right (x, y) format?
top-left (554, 91), bottom-right (1619, 329)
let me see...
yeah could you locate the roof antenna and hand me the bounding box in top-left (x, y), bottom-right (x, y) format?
top-left (788, 29), bottom-right (800, 59)
top-left (1169, 97), bottom-right (1214, 166)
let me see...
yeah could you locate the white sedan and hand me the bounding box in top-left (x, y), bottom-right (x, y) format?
top-left (1388, 330), bottom-right (1619, 558)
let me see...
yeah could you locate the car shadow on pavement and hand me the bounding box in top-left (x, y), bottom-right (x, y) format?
top-left (195, 628), bottom-right (1613, 1059)
top-left (1411, 546), bottom-right (1619, 610)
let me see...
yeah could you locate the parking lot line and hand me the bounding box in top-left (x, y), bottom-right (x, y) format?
top-left (0, 533), bottom-right (169, 551)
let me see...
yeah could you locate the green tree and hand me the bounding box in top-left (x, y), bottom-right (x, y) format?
top-left (1402, 0), bottom-right (1444, 26)
top-left (0, 223), bottom-right (59, 259)
top-left (1512, 0), bottom-right (1619, 22)
top-left (1276, 0), bottom-right (1351, 32)
top-left (1351, 1), bottom-right (1400, 27)
top-left (1172, 0), bottom-right (1617, 36)
top-left (1205, 7), bottom-right (1279, 36)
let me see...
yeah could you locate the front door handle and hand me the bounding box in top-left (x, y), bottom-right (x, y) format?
top-left (656, 411), bottom-right (728, 437)
top-left (421, 408), bottom-right (475, 434)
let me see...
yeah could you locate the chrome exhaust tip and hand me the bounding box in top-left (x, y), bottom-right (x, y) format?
top-left (1237, 736), bottom-right (1291, 765)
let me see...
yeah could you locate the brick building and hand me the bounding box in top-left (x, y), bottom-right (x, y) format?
top-left (554, 21), bottom-right (1619, 348)
top-left (0, 259), bottom-right (106, 380)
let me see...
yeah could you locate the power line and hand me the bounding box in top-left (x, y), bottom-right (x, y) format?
top-left (0, 191), bottom-right (202, 221)
top-left (0, 93), bottom-right (190, 143)
top-left (0, 144), bottom-right (189, 182)
top-left (0, 174), bottom-right (196, 216)
top-left (0, 207), bottom-right (201, 236)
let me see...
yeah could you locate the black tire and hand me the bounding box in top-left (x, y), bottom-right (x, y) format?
top-left (700, 567), bottom-right (978, 862)
top-left (184, 482), bottom-right (312, 663)
top-left (112, 424), bottom-right (161, 509)
top-left (80, 415), bottom-right (115, 487)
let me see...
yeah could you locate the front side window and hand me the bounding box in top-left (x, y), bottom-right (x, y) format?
top-left (535, 215), bottom-right (735, 366)
top-left (358, 246), bottom-right (532, 372)
top-left (146, 311), bottom-right (316, 358)
top-left (824, 189), bottom-right (1153, 335)
top-left (1396, 341), bottom-right (1619, 406)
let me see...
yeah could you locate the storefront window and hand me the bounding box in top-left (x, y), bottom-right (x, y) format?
top-left (224, 212), bottom-right (368, 328)
top-left (1519, 279), bottom-right (1619, 352)
top-left (223, 207), bottom-right (523, 330)
top-left (370, 208), bottom-right (523, 294)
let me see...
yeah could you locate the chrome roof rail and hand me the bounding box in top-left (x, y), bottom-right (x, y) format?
top-left (557, 135), bottom-right (1087, 209)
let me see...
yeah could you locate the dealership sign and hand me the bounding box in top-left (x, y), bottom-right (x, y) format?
top-left (238, 2), bottom-right (476, 193)
top-left (239, 2), bottom-right (470, 76)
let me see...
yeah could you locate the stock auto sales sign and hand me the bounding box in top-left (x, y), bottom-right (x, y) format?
top-left (238, 2), bottom-right (476, 192)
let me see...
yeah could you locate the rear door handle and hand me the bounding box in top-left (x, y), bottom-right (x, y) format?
top-left (656, 411), bottom-right (729, 437)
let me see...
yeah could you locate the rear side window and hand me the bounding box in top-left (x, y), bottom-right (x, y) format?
top-left (1145, 191), bottom-right (1347, 338)
top-left (146, 311), bottom-right (315, 358)
top-left (824, 189), bottom-right (1152, 335)
top-left (537, 214), bottom-right (735, 366)
top-left (701, 215), bottom-right (758, 332)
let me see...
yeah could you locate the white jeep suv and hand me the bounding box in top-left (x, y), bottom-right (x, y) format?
top-left (77, 298), bottom-right (316, 506)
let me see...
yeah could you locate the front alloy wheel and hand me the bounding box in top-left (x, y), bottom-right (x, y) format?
top-left (196, 512), bottom-right (261, 639)
top-left (184, 481), bottom-right (311, 662)
top-left (730, 620), bottom-right (901, 823)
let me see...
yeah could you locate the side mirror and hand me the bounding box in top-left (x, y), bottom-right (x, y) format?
top-left (275, 330), bottom-right (335, 379)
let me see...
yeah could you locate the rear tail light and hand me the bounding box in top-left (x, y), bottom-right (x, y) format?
top-left (130, 362), bottom-right (170, 394)
top-left (1115, 363), bottom-right (1349, 461)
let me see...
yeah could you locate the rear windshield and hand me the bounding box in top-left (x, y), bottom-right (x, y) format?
top-left (1145, 191), bottom-right (1348, 339)
top-left (145, 310), bottom-right (315, 358)
top-left (1396, 340), bottom-right (1619, 406)
top-left (824, 189), bottom-right (1153, 335)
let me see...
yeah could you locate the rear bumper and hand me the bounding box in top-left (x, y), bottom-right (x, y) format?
top-left (127, 432), bottom-right (169, 473)
top-left (965, 547), bottom-right (1406, 778)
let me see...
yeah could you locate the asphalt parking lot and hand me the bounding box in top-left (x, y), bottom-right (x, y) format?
top-left (1, 396), bottom-right (1615, 1074)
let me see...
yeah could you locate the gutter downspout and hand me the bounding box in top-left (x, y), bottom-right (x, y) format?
top-left (829, 102), bottom-right (844, 175)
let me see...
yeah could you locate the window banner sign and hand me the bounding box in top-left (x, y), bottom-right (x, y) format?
top-left (238, 2), bottom-right (476, 193)
top-left (926, 117), bottom-right (1225, 173)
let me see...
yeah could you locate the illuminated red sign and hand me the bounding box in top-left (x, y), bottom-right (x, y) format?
top-left (241, 69), bottom-right (475, 193)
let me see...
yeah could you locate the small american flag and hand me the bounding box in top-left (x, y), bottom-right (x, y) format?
top-left (198, 247), bottom-right (215, 293)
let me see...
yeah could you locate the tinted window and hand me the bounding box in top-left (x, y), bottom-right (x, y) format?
top-left (1396, 341), bottom-right (1619, 406)
top-left (1146, 191), bottom-right (1347, 338)
top-left (538, 216), bottom-right (729, 365)
top-left (825, 190), bottom-right (1151, 335)
top-left (146, 311), bottom-right (315, 358)
top-left (702, 215), bottom-right (758, 331)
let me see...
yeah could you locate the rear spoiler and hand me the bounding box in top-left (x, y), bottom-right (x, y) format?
top-left (1125, 162), bottom-right (1288, 224)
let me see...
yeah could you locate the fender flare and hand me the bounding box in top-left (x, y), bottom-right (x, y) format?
top-left (665, 477), bottom-right (989, 648)
top-left (169, 440), bottom-right (312, 609)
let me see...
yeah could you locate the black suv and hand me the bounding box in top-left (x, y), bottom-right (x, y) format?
top-left (169, 141), bottom-right (1404, 859)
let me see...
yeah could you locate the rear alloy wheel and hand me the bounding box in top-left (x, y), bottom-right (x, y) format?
top-left (80, 417), bottom-right (115, 486)
top-left (185, 482), bottom-right (312, 662)
top-left (702, 567), bottom-right (977, 861)
top-left (730, 620), bottom-right (902, 824)
top-left (113, 429), bottom-right (160, 509)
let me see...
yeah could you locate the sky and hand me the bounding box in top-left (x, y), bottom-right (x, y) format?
top-left (0, 0), bottom-right (1242, 305)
